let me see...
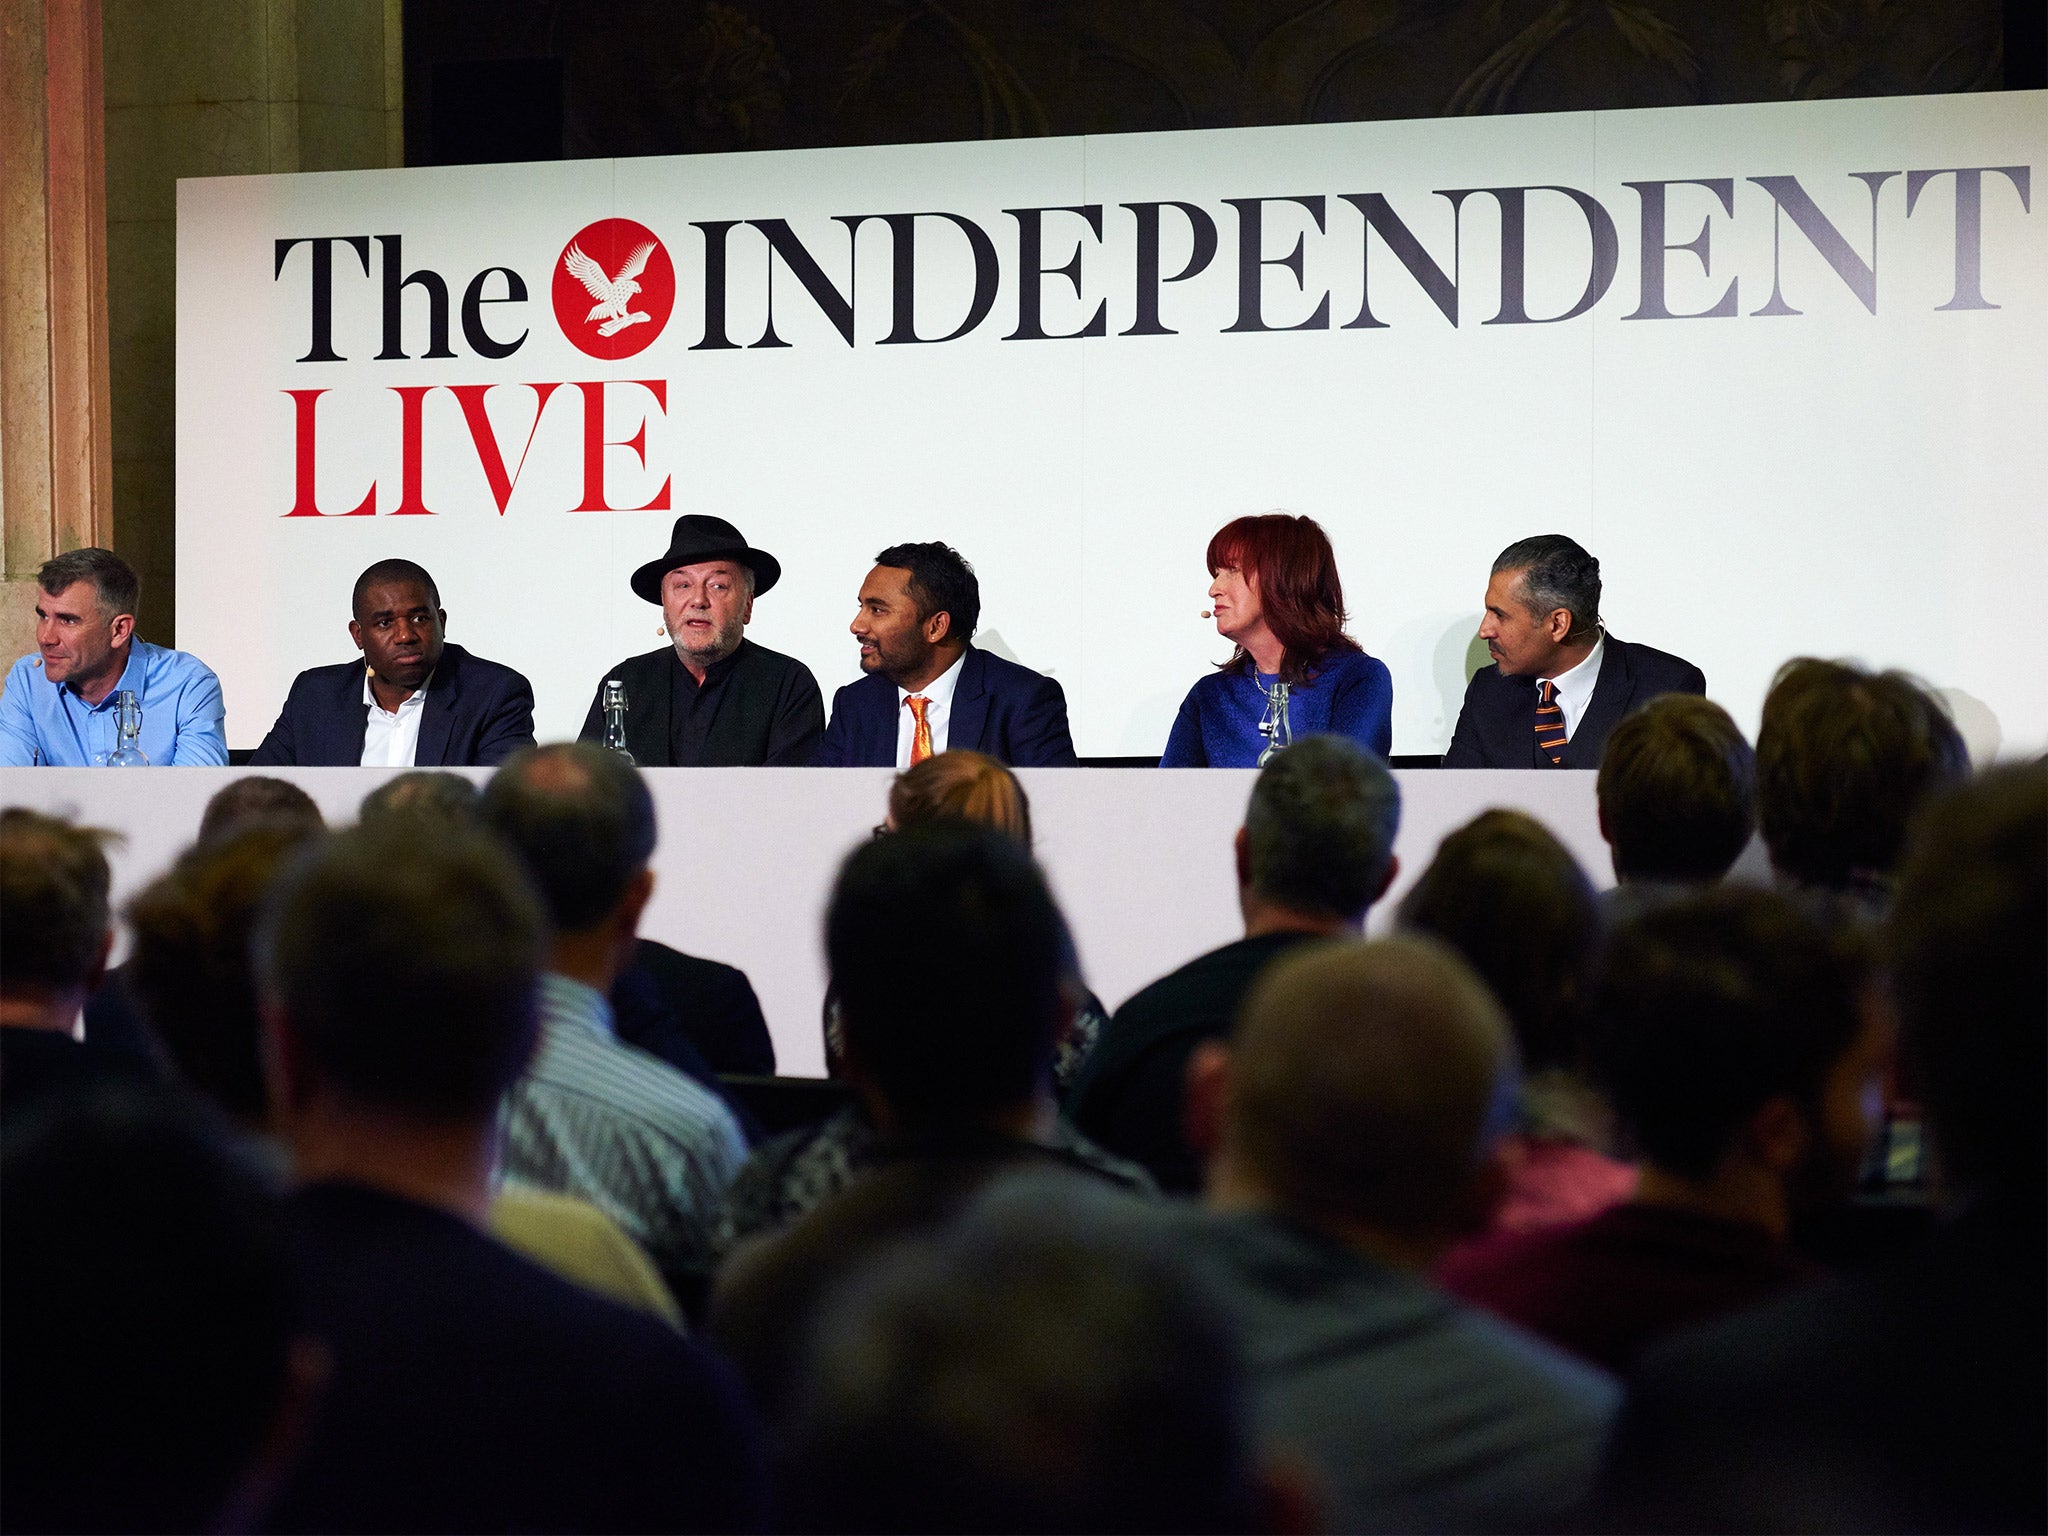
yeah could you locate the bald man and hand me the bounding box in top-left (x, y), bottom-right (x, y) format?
top-left (1167, 937), bottom-right (1619, 1534)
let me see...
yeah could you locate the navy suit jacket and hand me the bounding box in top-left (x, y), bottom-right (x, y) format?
top-left (249, 643), bottom-right (536, 767)
top-left (1443, 635), bottom-right (1705, 769)
top-left (817, 646), bottom-right (1078, 767)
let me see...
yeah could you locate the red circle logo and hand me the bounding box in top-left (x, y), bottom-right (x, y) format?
top-left (552, 219), bottom-right (675, 359)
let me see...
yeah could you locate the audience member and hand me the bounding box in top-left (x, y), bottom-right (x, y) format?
top-left (1069, 734), bottom-right (1400, 1192)
top-left (1398, 810), bottom-right (1634, 1238)
top-left (1596, 695), bottom-right (1756, 885)
top-left (873, 749), bottom-right (1102, 1095)
top-left (1601, 760), bottom-right (2046, 1533)
top-left (777, 1193), bottom-right (1267, 1534)
top-left (481, 743), bottom-right (749, 1313)
top-left (197, 774), bottom-right (326, 843)
top-left (125, 811), bottom-right (679, 1322)
top-left (717, 823), bottom-right (1148, 1258)
top-left (1, 1083), bottom-right (317, 1535)
top-left (1755, 658), bottom-right (1968, 903)
top-left (356, 767), bottom-right (480, 824)
top-left (0, 809), bottom-right (141, 1112)
top-left (1440, 888), bottom-right (1882, 1370)
top-left (126, 820), bottom-right (327, 1135)
top-left (1168, 936), bottom-right (1617, 1532)
top-left (256, 821), bottom-right (762, 1532)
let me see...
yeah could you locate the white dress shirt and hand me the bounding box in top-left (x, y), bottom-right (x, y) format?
top-left (1545, 633), bottom-right (1605, 741)
top-left (360, 667), bottom-right (430, 767)
top-left (894, 650), bottom-right (966, 769)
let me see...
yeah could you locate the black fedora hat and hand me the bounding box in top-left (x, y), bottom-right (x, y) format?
top-left (630, 515), bottom-right (783, 603)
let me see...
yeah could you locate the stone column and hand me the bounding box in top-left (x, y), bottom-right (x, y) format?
top-left (102, 0), bottom-right (401, 647)
top-left (0, 0), bottom-right (114, 664)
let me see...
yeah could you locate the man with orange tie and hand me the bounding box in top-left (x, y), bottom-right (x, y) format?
top-left (817, 542), bottom-right (1077, 768)
top-left (1444, 534), bottom-right (1705, 769)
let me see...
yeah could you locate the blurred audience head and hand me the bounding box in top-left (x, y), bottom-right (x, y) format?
top-left (782, 1198), bottom-right (1260, 1534)
top-left (886, 750), bottom-right (1032, 848)
top-left (1397, 809), bottom-right (1602, 1077)
top-left (198, 776), bottom-right (324, 845)
top-left (256, 823), bottom-right (545, 1126)
top-left (1211, 936), bottom-right (1516, 1257)
top-left (359, 770), bottom-right (480, 828)
top-left (1757, 659), bottom-right (1968, 893)
top-left (127, 820), bottom-right (326, 1130)
top-left (1888, 760), bottom-right (2046, 1206)
top-left (481, 743), bottom-right (655, 939)
top-left (1239, 734), bottom-right (1401, 928)
top-left (1591, 887), bottom-right (1880, 1213)
top-left (827, 823), bottom-right (1068, 1133)
top-left (0, 809), bottom-right (115, 1022)
top-left (1, 1084), bottom-right (312, 1534)
top-left (1598, 695), bottom-right (1756, 883)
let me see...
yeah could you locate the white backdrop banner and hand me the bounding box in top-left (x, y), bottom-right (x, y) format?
top-left (177, 91), bottom-right (2048, 757)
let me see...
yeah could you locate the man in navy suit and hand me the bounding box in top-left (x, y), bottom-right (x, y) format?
top-left (1444, 535), bottom-right (1704, 769)
top-left (250, 560), bottom-right (535, 768)
top-left (818, 542), bottom-right (1077, 768)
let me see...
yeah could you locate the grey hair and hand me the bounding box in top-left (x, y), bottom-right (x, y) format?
top-left (38, 548), bottom-right (140, 620)
top-left (1492, 535), bottom-right (1601, 640)
top-left (1244, 736), bottom-right (1401, 922)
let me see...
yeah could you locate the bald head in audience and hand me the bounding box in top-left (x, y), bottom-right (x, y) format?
top-left (1198, 936), bottom-right (1516, 1263)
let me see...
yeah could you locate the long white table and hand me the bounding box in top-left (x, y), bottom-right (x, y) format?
top-left (5, 766), bottom-right (1634, 1077)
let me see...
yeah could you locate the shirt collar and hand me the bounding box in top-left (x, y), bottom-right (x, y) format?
top-left (67, 642), bottom-right (146, 711)
top-left (673, 638), bottom-right (748, 689)
top-left (362, 664), bottom-right (433, 714)
top-left (1545, 631), bottom-right (1605, 712)
top-left (540, 972), bottom-right (616, 1039)
top-left (897, 647), bottom-right (966, 707)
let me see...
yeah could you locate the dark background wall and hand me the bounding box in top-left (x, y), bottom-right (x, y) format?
top-left (405, 0), bottom-right (2031, 168)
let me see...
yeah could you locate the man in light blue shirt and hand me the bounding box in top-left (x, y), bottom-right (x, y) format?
top-left (0, 549), bottom-right (225, 766)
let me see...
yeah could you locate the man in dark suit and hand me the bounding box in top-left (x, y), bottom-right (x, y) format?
top-left (250, 559), bottom-right (534, 767)
top-left (817, 541), bottom-right (1077, 767)
top-left (1444, 534), bottom-right (1703, 769)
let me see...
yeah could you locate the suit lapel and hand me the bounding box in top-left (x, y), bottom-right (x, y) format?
top-left (414, 647), bottom-right (460, 767)
top-left (862, 676), bottom-right (897, 767)
top-left (1565, 638), bottom-right (1633, 768)
top-left (947, 648), bottom-right (990, 756)
top-left (324, 662), bottom-right (369, 765)
top-left (635, 652), bottom-right (677, 764)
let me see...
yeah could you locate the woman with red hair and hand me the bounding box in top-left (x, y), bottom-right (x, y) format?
top-left (1161, 512), bottom-right (1393, 766)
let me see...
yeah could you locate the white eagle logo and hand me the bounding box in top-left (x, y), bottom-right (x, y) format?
top-left (564, 240), bottom-right (656, 337)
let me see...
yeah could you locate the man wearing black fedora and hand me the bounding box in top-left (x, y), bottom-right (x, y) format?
top-left (578, 516), bottom-right (825, 766)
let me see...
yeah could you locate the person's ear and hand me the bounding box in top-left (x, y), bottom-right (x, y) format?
top-left (1547, 607), bottom-right (1573, 644)
top-left (1183, 1039), bottom-right (1233, 1168)
top-left (739, 589), bottom-right (755, 625)
top-left (1369, 852), bottom-right (1401, 906)
top-left (1233, 824), bottom-right (1251, 888)
top-left (348, 618), bottom-right (365, 652)
top-left (1749, 1094), bottom-right (1809, 1174)
top-left (925, 608), bottom-right (951, 645)
top-left (108, 612), bottom-right (136, 648)
top-left (616, 866), bottom-right (656, 938)
top-left (435, 607), bottom-right (448, 632)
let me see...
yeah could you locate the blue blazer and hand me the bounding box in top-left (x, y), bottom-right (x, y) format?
top-left (1443, 635), bottom-right (1705, 769)
top-left (817, 646), bottom-right (1078, 767)
top-left (249, 643), bottom-right (537, 767)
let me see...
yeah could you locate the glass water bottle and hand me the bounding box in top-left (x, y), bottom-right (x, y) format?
top-left (107, 689), bottom-right (151, 767)
top-left (601, 680), bottom-right (635, 765)
top-left (1256, 680), bottom-right (1292, 766)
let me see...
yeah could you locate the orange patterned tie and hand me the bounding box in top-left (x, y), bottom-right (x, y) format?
top-left (1534, 679), bottom-right (1566, 765)
top-left (906, 695), bottom-right (933, 765)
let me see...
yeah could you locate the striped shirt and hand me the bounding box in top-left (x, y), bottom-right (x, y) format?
top-left (502, 974), bottom-right (746, 1301)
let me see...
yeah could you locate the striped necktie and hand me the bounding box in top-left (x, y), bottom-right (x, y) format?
top-left (1534, 679), bottom-right (1566, 765)
top-left (906, 695), bottom-right (934, 765)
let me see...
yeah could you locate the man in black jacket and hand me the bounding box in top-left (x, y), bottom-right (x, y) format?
top-left (579, 515), bottom-right (823, 766)
top-left (1445, 534), bottom-right (1704, 769)
top-left (250, 560), bottom-right (535, 767)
